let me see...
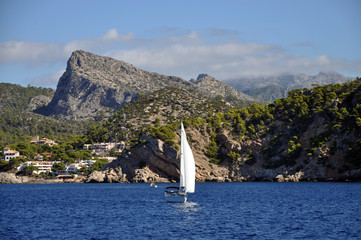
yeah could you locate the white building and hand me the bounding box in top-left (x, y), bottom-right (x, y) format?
top-left (18, 161), bottom-right (59, 174)
top-left (76, 160), bottom-right (96, 169)
top-left (30, 136), bottom-right (57, 146)
top-left (83, 142), bottom-right (127, 156)
top-left (83, 142), bottom-right (114, 156)
top-left (3, 148), bottom-right (20, 161)
top-left (66, 163), bottom-right (85, 173)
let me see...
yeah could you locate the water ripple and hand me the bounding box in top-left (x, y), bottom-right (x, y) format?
top-left (1, 182), bottom-right (361, 239)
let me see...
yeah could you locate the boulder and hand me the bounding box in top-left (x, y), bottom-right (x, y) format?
top-left (0, 172), bottom-right (30, 184)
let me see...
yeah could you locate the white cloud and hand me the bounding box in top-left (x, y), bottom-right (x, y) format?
top-left (0, 28), bottom-right (360, 87)
top-left (0, 41), bottom-right (65, 65)
top-left (30, 70), bottom-right (64, 88)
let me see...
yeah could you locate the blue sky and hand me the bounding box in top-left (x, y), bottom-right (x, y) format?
top-left (1, 0), bottom-right (360, 88)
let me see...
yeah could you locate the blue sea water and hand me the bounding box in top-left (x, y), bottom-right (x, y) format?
top-left (1, 182), bottom-right (361, 240)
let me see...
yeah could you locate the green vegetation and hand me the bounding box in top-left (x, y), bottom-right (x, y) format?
top-left (102, 87), bottom-right (234, 142)
top-left (97, 78), bottom-right (361, 171)
top-left (91, 158), bottom-right (109, 172)
top-left (0, 158), bottom-right (27, 172)
top-left (244, 85), bottom-right (288, 102)
top-left (1, 78), bottom-right (361, 177)
top-left (52, 163), bottom-right (66, 172)
top-left (147, 124), bottom-right (177, 147)
top-left (20, 165), bottom-right (39, 176)
top-left (0, 83), bottom-right (98, 146)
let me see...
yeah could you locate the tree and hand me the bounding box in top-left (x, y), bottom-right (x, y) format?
top-left (0, 160), bottom-right (10, 171)
top-left (21, 165), bottom-right (39, 176)
top-left (90, 159), bottom-right (109, 172)
top-left (86, 125), bottom-right (109, 143)
top-left (109, 148), bottom-right (116, 157)
top-left (206, 140), bottom-right (220, 164)
top-left (228, 151), bottom-right (240, 162)
top-left (52, 163), bottom-right (65, 172)
top-left (77, 165), bottom-right (89, 175)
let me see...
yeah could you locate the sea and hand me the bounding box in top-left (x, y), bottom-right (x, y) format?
top-left (1, 182), bottom-right (360, 240)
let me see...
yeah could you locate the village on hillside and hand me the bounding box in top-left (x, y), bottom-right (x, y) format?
top-left (1, 136), bottom-right (127, 178)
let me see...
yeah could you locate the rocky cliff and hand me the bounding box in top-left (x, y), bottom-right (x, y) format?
top-left (86, 127), bottom-right (361, 183)
top-left (86, 79), bottom-right (361, 183)
top-left (40, 50), bottom-right (254, 120)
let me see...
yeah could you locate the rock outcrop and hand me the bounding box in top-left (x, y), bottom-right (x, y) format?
top-left (0, 172), bottom-right (30, 184)
top-left (40, 50), bottom-right (253, 120)
top-left (191, 74), bottom-right (254, 102)
top-left (86, 167), bottom-right (127, 183)
top-left (85, 126), bottom-right (361, 183)
top-left (28, 95), bottom-right (52, 111)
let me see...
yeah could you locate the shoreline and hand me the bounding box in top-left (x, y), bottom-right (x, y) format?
top-left (1, 172), bottom-right (360, 184)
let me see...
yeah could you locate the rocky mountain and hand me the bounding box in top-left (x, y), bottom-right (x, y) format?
top-left (242, 85), bottom-right (287, 102)
top-left (39, 50), bottom-right (254, 120)
top-left (86, 78), bottom-right (361, 183)
top-left (190, 74), bottom-right (255, 104)
top-left (226, 72), bottom-right (354, 102)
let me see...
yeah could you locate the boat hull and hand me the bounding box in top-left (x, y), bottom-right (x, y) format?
top-left (165, 194), bottom-right (187, 203)
top-left (165, 186), bottom-right (187, 203)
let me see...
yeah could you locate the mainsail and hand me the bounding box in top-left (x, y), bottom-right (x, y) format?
top-left (179, 122), bottom-right (195, 193)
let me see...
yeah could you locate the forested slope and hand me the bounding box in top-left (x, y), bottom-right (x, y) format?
top-left (87, 78), bottom-right (361, 182)
top-left (0, 83), bottom-right (95, 146)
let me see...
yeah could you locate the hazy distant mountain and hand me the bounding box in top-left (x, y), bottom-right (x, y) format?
top-left (226, 72), bottom-right (354, 101)
top-left (243, 85), bottom-right (288, 102)
top-left (38, 50), bottom-right (255, 120)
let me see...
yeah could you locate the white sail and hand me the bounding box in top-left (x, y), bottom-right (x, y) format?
top-left (165, 122), bottom-right (195, 203)
top-left (180, 122), bottom-right (195, 193)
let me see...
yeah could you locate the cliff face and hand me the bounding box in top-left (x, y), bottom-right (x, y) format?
top-left (41, 50), bottom-right (253, 120)
top-left (87, 129), bottom-right (232, 183)
top-left (86, 126), bottom-right (361, 183)
top-left (41, 50), bottom-right (190, 119)
top-left (86, 79), bottom-right (361, 183)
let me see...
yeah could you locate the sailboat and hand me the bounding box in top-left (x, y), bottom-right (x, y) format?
top-left (165, 122), bottom-right (195, 203)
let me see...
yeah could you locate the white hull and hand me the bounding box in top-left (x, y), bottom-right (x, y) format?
top-left (165, 194), bottom-right (187, 203)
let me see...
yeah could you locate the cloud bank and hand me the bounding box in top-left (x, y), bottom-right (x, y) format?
top-left (0, 28), bottom-right (360, 85)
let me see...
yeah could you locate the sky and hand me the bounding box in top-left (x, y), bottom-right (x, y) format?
top-left (0, 0), bottom-right (360, 89)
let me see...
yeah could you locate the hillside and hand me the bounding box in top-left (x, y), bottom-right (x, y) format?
top-left (0, 83), bottom-right (54, 111)
top-left (243, 85), bottom-right (288, 102)
top-left (87, 78), bottom-right (361, 183)
top-left (226, 72), bottom-right (354, 102)
top-left (0, 83), bottom-right (95, 146)
top-left (39, 50), bottom-right (254, 120)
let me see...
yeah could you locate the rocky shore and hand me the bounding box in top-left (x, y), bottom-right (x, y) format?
top-left (83, 132), bottom-right (361, 184)
top-left (2, 170), bottom-right (360, 184)
top-left (0, 172), bottom-right (86, 184)
top-left (2, 130), bottom-right (360, 184)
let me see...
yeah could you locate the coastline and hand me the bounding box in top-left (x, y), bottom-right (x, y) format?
top-left (1, 171), bottom-right (360, 184)
top-left (0, 172), bottom-right (86, 184)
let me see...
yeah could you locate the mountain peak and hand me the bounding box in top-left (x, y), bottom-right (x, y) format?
top-left (190, 74), bottom-right (217, 84)
top-left (197, 73), bottom-right (213, 80)
top-left (40, 51), bottom-right (254, 120)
